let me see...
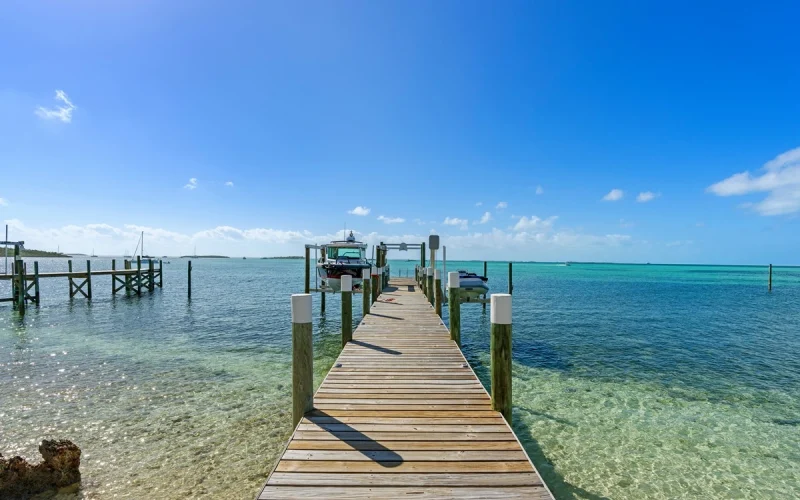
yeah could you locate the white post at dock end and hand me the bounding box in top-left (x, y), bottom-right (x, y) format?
top-left (448, 271), bottom-right (459, 289)
top-left (341, 275), bottom-right (352, 293)
top-left (362, 268), bottom-right (370, 280)
top-left (490, 294), bottom-right (512, 325)
top-left (291, 294), bottom-right (312, 324)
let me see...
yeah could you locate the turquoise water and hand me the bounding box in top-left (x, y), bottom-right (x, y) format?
top-left (1, 259), bottom-right (799, 499)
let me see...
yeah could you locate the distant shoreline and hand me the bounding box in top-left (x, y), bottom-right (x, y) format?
top-left (178, 255), bottom-right (229, 259)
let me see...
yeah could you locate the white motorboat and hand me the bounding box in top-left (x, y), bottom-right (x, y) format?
top-left (457, 270), bottom-right (489, 299)
top-left (317, 231), bottom-right (371, 292)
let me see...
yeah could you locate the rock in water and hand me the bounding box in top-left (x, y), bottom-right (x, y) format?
top-left (0, 440), bottom-right (81, 498)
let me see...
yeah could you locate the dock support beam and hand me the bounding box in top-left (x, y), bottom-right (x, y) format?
top-left (448, 272), bottom-right (461, 346)
top-left (187, 260), bottom-right (192, 299)
top-left (362, 268), bottom-right (371, 316)
top-left (33, 261), bottom-right (40, 304)
top-left (291, 294), bottom-right (313, 428)
top-left (434, 269), bottom-right (442, 317)
top-left (68, 260), bottom-right (74, 298)
top-left (427, 267), bottom-right (434, 306)
top-left (341, 275), bottom-right (353, 347)
top-left (86, 260), bottom-right (92, 300)
top-left (483, 261), bottom-right (488, 311)
top-left (16, 256), bottom-right (25, 315)
top-left (491, 294), bottom-right (512, 423)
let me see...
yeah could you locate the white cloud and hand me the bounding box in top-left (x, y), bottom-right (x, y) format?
top-left (224, 181), bottom-right (234, 187)
top-left (0, 198), bottom-right (8, 206)
top-left (348, 206), bottom-right (371, 216)
top-left (35, 90), bottom-right (76, 123)
top-left (636, 191), bottom-right (660, 203)
top-left (496, 201), bottom-right (508, 210)
top-left (377, 215), bottom-right (405, 224)
top-left (443, 217), bottom-right (469, 230)
top-left (619, 218), bottom-right (635, 228)
top-left (535, 185), bottom-right (544, 195)
top-left (475, 212), bottom-right (492, 225)
top-left (602, 189), bottom-right (624, 201)
top-left (707, 147), bottom-right (800, 215)
top-left (475, 202), bottom-right (483, 207)
top-left (512, 215), bottom-right (558, 232)
top-left (184, 178), bottom-right (198, 190)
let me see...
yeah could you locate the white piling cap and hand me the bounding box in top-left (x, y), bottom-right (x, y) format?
top-left (422, 267), bottom-right (427, 275)
top-left (362, 268), bottom-right (370, 279)
top-left (491, 294), bottom-right (512, 325)
top-left (371, 266), bottom-right (378, 275)
top-left (291, 294), bottom-right (312, 324)
top-left (427, 267), bottom-right (433, 275)
top-left (341, 275), bottom-right (352, 292)
top-left (378, 267), bottom-right (384, 274)
top-left (448, 271), bottom-right (460, 289)
top-left (434, 269), bottom-right (441, 280)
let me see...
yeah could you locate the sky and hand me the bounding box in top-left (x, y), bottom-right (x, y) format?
top-left (1, 1), bottom-right (799, 263)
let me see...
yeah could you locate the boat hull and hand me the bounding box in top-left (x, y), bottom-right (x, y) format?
top-left (459, 277), bottom-right (489, 299)
top-left (318, 264), bottom-right (370, 292)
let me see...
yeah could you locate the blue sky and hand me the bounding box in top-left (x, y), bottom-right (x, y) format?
top-left (1, 1), bottom-right (799, 263)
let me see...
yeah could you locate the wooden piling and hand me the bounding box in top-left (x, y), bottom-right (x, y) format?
top-left (187, 260), bottom-right (192, 299)
top-left (68, 260), bottom-right (74, 298)
top-left (320, 288), bottom-right (326, 313)
top-left (421, 267), bottom-right (427, 296)
top-left (490, 294), bottom-right (512, 423)
top-left (159, 260), bottom-right (163, 288)
top-left (16, 258), bottom-right (25, 314)
top-left (769, 264), bottom-right (773, 291)
top-left (304, 246), bottom-right (310, 294)
top-left (427, 267), bottom-right (434, 306)
top-left (291, 294), bottom-right (313, 428)
top-left (420, 242), bottom-right (426, 270)
top-left (434, 269), bottom-right (442, 317)
top-left (137, 256), bottom-right (142, 295)
top-left (124, 260), bottom-right (131, 294)
top-left (448, 272), bottom-right (461, 346)
top-left (508, 262), bottom-right (513, 294)
top-left (148, 260), bottom-right (155, 292)
top-left (86, 260), bottom-right (92, 300)
top-left (33, 261), bottom-right (40, 304)
top-left (483, 261), bottom-right (488, 311)
top-left (111, 260), bottom-right (116, 295)
top-left (341, 275), bottom-right (353, 347)
top-left (362, 268), bottom-right (371, 316)
top-left (371, 266), bottom-right (379, 303)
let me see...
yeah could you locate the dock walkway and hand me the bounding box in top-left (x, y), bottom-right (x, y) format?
top-left (260, 277), bottom-right (552, 499)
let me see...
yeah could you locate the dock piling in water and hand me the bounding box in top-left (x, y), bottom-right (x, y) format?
top-left (361, 268), bottom-right (370, 315)
top-left (187, 260), bottom-right (192, 299)
top-left (434, 268), bottom-right (442, 317)
top-left (483, 261), bottom-right (488, 311)
top-left (508, 262), bottom-right (513, 294)
top-left (427, 267), bottom-right (434, 306)
top-left (769, 264), bottom-right (773, 291)
top-left (490, 294), bottom-right (513, 422)
top-left (33, 261), bottom-right (40, 304)
top-left (86, 260), bottom-right (92, 300)
top-left (448, 271), bottom-right (461, 346)
top-left (341, 275), bottom-right (353, 347)
top-left (291, 294), bottom-right (313, 428)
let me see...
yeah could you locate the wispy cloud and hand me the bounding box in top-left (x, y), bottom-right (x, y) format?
top-left (666, 240), bottom-right (693, 247)
top-left (474, 212), bottom-right (492, 225)
top-left (696, 222), bottom-right (705, 227)
top-left (475, 202), bottom-right (483, 207)
top-left (0, 198), bottom-right (8, 207)
top-left (512, 215), bottom-right (558, 232)
top-left (636, 191), bottom-right (660, 203)
top-left (184, 178), bottom-right (198, 190)
top-left (35, 90), bottom-right (77, 123)
top-left (535, 185), bottom-right (544, 195)
top-left (224, 181), bottom-right (234, 187)
top-left (602, 189), bottom-right (624, 201)
top-left (443, 217), bottom-right (469, 230)
top-left (377, 215), bottom-right (405, 224)
top-left (619, 218), bottom-right (635, 228)
top-left (496, 201), bottom-right (508, 210)
top-left (348, 206), bottom-right (371, 216)
top-left (707, 147), bottom-right (800, 215)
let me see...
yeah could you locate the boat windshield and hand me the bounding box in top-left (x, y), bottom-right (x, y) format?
top-left (327, 247), bottom-right (363, 260)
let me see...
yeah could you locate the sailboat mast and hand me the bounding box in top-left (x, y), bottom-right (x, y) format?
top-left (141, 231), bottom-right (144, 258)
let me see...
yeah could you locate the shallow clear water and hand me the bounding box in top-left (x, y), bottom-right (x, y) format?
top-left (1, 259), bottom-right (799, 499)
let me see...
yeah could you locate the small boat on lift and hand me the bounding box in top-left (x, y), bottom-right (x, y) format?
top-left (457, 270), bottom-right (489, 299)
top-left (317, 231), bottom-right (371, 292)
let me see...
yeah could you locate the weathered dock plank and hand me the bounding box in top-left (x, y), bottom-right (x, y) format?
top-left (259, 278), bottom-right (553, 500)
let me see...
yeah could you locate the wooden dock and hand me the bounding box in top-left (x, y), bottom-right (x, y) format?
top-left (259, 277), bottom-right (553, 499)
